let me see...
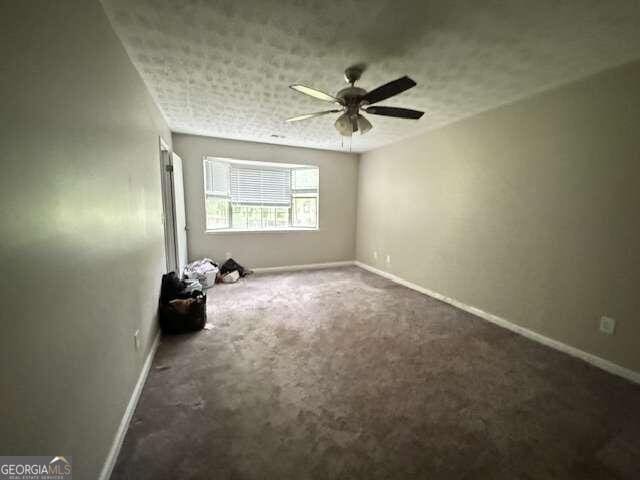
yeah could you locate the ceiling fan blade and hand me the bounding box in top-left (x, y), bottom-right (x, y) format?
top-left (290, 84), bottom-right (341, 103)
top-left (364, 106), bottom-right (424, 120)
top-left (285, 109), bottom-right (341, 123)
top-left (362, 76), bottom-right (416, 105)
top-left (356, 114), bottom-right (372, 134)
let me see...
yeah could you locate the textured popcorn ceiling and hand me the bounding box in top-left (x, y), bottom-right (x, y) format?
top-left (102, 0), bottom-right (640, 152)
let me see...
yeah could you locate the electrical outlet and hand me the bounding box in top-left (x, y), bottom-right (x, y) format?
top-left (134, 330), bottom-right (140, 351)
top-left (385, 254), bottom-right (391, 265)
top-left (599, 316), bottom-right (616, 335)
top-left (373, 251), bottom-right (378, 261)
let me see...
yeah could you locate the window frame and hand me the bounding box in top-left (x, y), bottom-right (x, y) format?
top-left (202, 157), bottom-right (320, 233)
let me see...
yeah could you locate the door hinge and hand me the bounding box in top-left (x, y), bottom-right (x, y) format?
top-left (165, 164), bottom-right (174, 172)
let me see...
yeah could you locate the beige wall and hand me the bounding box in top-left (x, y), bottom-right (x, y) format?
top-left (356, 61), bottom-right (640, 373)
top-left (173, 134), bottom-right (359, 268)
top-left (0, 1), bottom-right (171, 478)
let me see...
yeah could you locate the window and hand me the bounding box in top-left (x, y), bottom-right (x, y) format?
top-left (203, 157), bottom-right (319, 231)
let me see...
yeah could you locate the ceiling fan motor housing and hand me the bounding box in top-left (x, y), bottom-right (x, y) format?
top-left (337, 86), bottom-right (367, 112)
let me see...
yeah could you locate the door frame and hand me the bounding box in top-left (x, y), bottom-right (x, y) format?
top-left (159, 136), bottom-right (178, 273)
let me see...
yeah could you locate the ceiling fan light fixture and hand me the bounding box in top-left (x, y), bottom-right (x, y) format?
top-left (334, 113), bottom-right (353, 137)
top-left (356, 114), bottom-right (372, 134)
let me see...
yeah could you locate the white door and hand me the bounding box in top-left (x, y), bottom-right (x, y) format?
top-left (171, 153), bottom-right (189, 275)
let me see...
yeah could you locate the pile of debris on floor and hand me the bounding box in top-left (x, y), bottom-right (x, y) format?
top-left (183, 257), bottom-right (251, 289)
top-left (158, 257), bottom-right (250, 334)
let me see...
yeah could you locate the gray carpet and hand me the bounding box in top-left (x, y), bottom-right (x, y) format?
top-left (112, 266), bottom-right (640, 479)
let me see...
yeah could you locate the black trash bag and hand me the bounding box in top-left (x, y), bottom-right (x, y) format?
top-left (160, 272), bottom-right (188, 303)
top-left (219, 258), bottom-right (250, 277)
top-left (159, 272), bottom-right (206, 334)
top-left (159, 295), bottom-right (207, 334)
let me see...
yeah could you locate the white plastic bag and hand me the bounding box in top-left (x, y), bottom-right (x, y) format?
top-left (221, 270), bottom-right (240, 284)
top-left (184, 258), bottom-right (219, 289)
top-left (183, 278), bottom-right (202, 293)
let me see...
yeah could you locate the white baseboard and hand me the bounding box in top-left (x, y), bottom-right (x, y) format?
top-left (99, 332), bottom-right (161, 480)
top-left (253, 260), bottom-right (355, 274)
top-left (354, 261), bottom-right (640, 385)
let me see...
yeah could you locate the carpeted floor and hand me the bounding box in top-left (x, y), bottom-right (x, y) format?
top-left (112, 266), bottom-right (640, 479)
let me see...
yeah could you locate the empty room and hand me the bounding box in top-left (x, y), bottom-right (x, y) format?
top-left (2, 0), bottom-right (640, 479)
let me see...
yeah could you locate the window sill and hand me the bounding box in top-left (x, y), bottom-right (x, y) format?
top-left (205, 227), bottom-right (319, 234)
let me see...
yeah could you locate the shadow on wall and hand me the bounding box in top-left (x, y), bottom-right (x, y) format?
top-left (2, 235), bottom-right (164, 479)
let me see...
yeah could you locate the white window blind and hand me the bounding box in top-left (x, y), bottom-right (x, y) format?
top-left (229, 165), bottom-right (291, 206)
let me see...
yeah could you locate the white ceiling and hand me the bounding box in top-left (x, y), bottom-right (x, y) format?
top-left (102, 0), bottom-right (640, 152)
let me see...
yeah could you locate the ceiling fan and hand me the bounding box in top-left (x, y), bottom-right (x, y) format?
top-left (286, 65), bottom-right (424, 136)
